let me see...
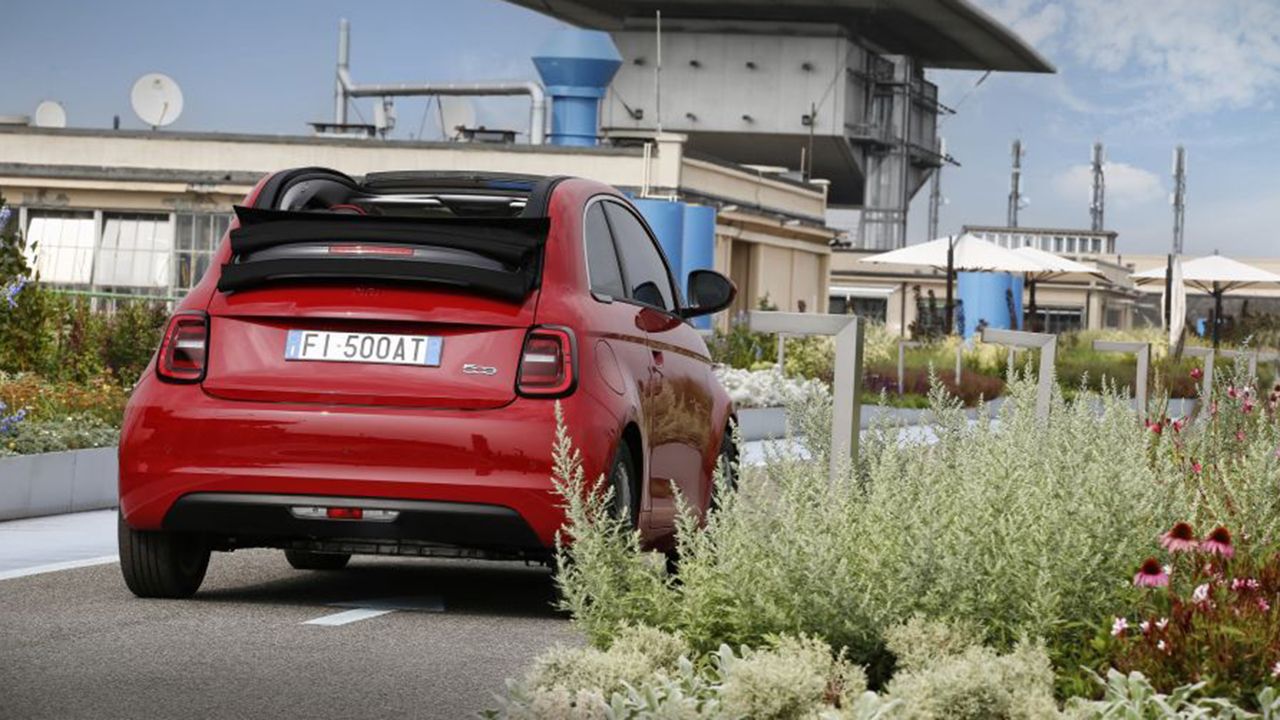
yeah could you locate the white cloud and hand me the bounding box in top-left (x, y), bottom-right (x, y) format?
top-left (973, 0), bottom-right (1280, 116)
top-left (1053, 161), bottom-right (1165, 207)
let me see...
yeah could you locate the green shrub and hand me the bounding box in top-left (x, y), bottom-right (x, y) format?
top-left (0, 413), bottom-right (118, 456)
top-left (1063, 669), bottom-right (1280, 719)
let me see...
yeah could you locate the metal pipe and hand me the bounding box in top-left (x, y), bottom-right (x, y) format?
top-left (335, 19), bottom-right (350, 125)
top-left (345, 81), bottom-right (546, 144)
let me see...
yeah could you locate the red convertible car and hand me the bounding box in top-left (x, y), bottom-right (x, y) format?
top-left (117, 168), bottom-right (737, 598)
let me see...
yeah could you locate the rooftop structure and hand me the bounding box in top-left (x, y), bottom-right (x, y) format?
top-left (509, 0), bottom-right (1053, 249)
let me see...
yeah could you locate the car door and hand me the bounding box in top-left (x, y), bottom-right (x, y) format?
top-left (602, 201), bottom-right (715, 527)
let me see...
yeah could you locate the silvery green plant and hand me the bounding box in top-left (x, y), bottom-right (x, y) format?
top-left (1062, 669), bottom-right (1280, 719)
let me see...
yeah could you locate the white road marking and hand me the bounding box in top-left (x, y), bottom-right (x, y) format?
top-left (0, 554), bottom-right (119, 582)
top-left (303, 608), bottom-right (396, 626)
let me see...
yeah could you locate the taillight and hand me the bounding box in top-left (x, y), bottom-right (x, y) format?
top-left (156, 311), bottom-right (209, 383)
top-left (517, 326), bottom-right (577, 397)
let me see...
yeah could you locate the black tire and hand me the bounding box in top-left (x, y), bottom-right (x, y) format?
top-left (284, 550), bottom-right (351, 571)
top-left (609, 440), bottom-right (640, 530)
top-left (118, 514), bottom-right (210, 599)
top-left (711, 427), bottom-right (739, 509)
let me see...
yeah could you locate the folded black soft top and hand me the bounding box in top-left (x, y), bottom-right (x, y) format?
top-left (217, 206), bottom-right (550, 300)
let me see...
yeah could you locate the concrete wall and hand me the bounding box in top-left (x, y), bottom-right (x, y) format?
top-left (0, 448), bottom-right (117, 521)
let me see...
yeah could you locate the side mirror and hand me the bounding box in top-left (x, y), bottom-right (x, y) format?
top-left (681, 269), bottom-right (736, 319)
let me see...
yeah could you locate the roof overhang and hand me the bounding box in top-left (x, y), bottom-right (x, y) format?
top-left (506, 0), bottom-right (1054, 72)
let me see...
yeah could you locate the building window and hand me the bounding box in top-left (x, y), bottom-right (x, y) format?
top-left (24, 210), bottom-right (96, 285)
top-left (829, 295), bottom-right (887, 321)
top-left (175, 213), bottom-right (231, 293)
top-left (93, 213), bottom-right (174, 290)
top-left (1026, 307), bottom-right (1084, 334)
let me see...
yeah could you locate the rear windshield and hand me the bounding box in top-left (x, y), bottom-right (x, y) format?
top-left (216, 172), bottom-right (556, 301)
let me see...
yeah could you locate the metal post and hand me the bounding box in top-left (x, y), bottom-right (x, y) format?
top-left (335, 19), bottom-right (350, 125)
top-left (981, 328), bottom-right (1057, 419)
top-left (749, 311), bottom-right (862, 484)
top-left (831, 317), bottom-right (865, 480)
top-left (776, 334), bottom-right (786, 367)
top-left (1212, 285), bottom-right (1223, 349)
top-left (1093, 341), bottom-right (1151, 421)
top-left (944, 235), bottom-right (955, 335)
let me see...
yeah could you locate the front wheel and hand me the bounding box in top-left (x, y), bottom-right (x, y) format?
top-left (284, 550), bottom-right (351, 571)
top-left (118, 514), bottom-right (210, 598)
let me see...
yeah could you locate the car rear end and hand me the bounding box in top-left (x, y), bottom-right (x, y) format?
top-left (119, 171), bottom-right (589, 564)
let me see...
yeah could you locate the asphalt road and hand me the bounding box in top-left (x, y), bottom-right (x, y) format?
top-left (0, 550), bottom-right (578, 720)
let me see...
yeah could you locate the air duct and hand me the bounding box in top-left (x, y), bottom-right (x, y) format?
top-left (532, 30), bottom-right (622, 146)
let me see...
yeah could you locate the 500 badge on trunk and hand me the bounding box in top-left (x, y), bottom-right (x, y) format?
top-left (284, 329), bottom-right (443, 367)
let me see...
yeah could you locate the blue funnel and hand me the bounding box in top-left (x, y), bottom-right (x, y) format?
top-left (533, 30), bottom-right (622, 146)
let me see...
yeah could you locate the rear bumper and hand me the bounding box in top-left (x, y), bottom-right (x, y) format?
top-left (165, 493), bottom-right (544, 556)
top-left (119, 379), bottom-right (621, 549)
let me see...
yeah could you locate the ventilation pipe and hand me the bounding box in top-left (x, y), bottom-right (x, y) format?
top-left (332, 20), bottom-right (547, 144)
top-left (532, 30), bottom-right (622, 146)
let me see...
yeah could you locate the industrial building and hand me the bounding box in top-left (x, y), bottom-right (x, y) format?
top-left (3, 0), bottom-right (1064, 325)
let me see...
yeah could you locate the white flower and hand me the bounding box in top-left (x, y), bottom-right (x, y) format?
top-left (1156, 617), bottom-right (1169, 631)
top-left (1192, 583), bottom-right (1211, 604)
top-left (1111, 616), bottom-right (1128, 636)
top-left (1139, 620), bottom-right (1151, 634)
top-left (1158, 640), bottom-right (1167, 652)
top-left (1273, 661), bottom-right (1280, 679)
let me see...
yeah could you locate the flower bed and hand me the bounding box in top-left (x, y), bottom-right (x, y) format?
top-left (493, 366), bottom-right (1280, 716)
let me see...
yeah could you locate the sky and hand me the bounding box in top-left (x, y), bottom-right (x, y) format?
top-left (3, 0), bottom-right (1278, 257)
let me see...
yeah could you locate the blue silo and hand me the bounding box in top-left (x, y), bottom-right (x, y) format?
top-left (532, 30), bottom-right (623, 146)
top-left (681, 204), bottom-right (717, 329)
top-left (956, 272), bottom-right (1025, 338)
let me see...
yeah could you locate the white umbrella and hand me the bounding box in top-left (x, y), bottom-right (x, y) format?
top-left (861, 234), bottom-right (1047, 334)
top-left (1133, 254), bottom-right (1280, 347)
top-left (1013, 246), bottom-right (1107, 332)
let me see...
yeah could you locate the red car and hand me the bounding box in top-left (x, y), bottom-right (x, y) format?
top-left (117, 168), bottom-right (737, 598)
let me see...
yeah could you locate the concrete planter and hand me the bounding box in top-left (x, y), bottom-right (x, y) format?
top-left (0, 447), bottom-right (117, 521)
top-left (736, 407), bottom-right (788, 441)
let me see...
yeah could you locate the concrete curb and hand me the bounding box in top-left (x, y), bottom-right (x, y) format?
top-left (0, 447), bottom-right (117, 521)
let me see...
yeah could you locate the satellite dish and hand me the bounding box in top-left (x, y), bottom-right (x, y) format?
top-left (33, 101), bottom-right (67, 128)
top-left (438, 97), bottom-right (476, 141)
top-left (130, 73), bottom-right (184, 128)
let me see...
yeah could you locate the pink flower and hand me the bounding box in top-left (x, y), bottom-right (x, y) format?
top-left (1232, 577), bottom-right (1260, 592)
top-left (1201, 526), bottom-right (1235, 558)
top-left (1192, 460), bottom-right (1203, 474)
top-left (1161, 522), bottom-right (1199, 553)
top-left (1111, 616), bottom-right (1129, 636)
top-left (1172, 418), bottom-right (1187, 433)
top-left (1134, 558), bottom-right (1170, 588)
top-left (1244, 400), bottom-right (1255, 414)
top-left (1273, 661), bottom-right (1280, 679)
top-left (1236, 430), bottom-right (1247, 442)
top-left (1191, 367), bottom-right (1204, 381)
top-left (1228, 386), bottom-right (1239, 399)
top-left (1146, 420), bottom-right (1163, 435)
top-left (1260, 597), bottom-right (1271, 613)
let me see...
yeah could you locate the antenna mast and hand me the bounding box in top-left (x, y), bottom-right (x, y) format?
top-left (1172, 145), bottom-right (1187, 254)
top-left (1090, 142), bottom-right (1105, 231)
top-left (927, 164), bottom-right (942, 241)
top-left (654, 10), bottom-right (662, 134)
top-left (1007, 139), bottom-right (1023, 228)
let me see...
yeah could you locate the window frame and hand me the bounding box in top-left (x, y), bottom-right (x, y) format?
top-left (580, 195), bottom-right (684, 317)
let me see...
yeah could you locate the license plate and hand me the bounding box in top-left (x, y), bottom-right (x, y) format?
top-left (284, 330), bottom-right (443, 367)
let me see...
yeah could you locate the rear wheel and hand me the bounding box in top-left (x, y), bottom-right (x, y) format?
top-left (711, 426), bottom-right (739, 509)
top-left (609, 441), bottom-right (639, 530)
top-left (284, 550), bottom-right (351, 571)
top-left (118, 514), bottom-right (210, 599)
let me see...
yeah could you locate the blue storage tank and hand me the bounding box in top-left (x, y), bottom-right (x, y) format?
top-left (681, 204), bottom-right (717, 329)
top-left (956, 272), bottom-right (1024, 338)
top-left (532, 30), bottom-right (622, 146)
top-left (632, 199), bottom-right (685, 280)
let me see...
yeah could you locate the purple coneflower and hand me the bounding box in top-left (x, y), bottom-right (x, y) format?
top-left (1134, 558), bottom-right (1170, 588)
top-left (1161, 522), bottom-right (1198, 553)
top-left (1201, 526), bottom-right (1235, 558)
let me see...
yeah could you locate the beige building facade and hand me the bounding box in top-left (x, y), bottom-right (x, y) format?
top-left (0, 126), bottom-right (834, 317)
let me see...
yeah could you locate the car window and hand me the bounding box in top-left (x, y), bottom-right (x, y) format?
top-left (583, 203), bottom-right (626, 300)
top-left (602, 202), bottom-right (676, 312)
